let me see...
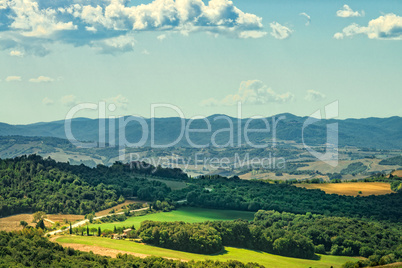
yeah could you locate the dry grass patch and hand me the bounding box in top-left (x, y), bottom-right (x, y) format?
top-left (295, 182), bottom-right (394, 196)
top-left (390, 170), bottom-right (402, 177)
top-left (95, 200), bottom-right (137, 217)
top-left (0, 214), bottom-right (34, 231)
top-left (46, 214), bottom-right (84, 223)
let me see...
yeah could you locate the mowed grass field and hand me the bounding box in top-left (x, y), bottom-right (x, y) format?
top-left (88, 207), bottom-right (255, 230)
top-left (295, 182), bottom-right (394, 196)
top-left (56, 236), bottom-right (360, 268)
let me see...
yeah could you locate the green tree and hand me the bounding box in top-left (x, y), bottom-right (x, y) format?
top-left (90, 227), bottom-right (97, 235)
top-left (36, 219), bottom-right (45, 230)
top-left (86, 213), bottom-right (94, 223)
top-left (33, 211), bottom-right (46, 223)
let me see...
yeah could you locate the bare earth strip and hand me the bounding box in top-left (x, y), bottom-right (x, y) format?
top-left (47, 214), bottom-right (84, 222)
top-left (50, 236), bottom-right (185, 261)
top-left (58, 242), bottom-right (150, 259)
top-left (295, 182), bottom-right (394, 196)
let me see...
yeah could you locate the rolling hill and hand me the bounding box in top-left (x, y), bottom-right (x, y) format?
top-left (0, 114), bottom-right (401, 149)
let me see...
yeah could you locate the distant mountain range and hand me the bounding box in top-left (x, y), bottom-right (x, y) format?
top-left (1, 114), bottom-right (401, 149)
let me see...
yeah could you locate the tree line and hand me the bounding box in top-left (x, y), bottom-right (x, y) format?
top-left (181, 175), bottom-right (402, 222)
top-left (135, 210), bottom-right (402, 264)
top-left (0, 155), bottom-right (174, 217)
top-left (0, 229), bottom-right (262, 267)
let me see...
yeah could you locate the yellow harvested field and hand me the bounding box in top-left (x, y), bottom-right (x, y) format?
top-left (295, 182), bottom-right (394, 196)
top-left (391, 170), bottom-right (402, 177)
top-left (47, 214), bottom-right (84, 222)
top-left (95, 200), bottom-right (137, 217)
top-left (0, 201), bottom-right (142, 232)
top-left (0, 214), bottom-right (35, 232)
top-left (0, 213), bottom-right (82, 232)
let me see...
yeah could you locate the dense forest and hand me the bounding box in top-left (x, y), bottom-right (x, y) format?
top-left (181, 175), bottom-right (402, 222)
top-left (379, 155), bottom-right (402, 166)
top-left (136, 210), bottom-right (402, 263)
top-left (0, 156), bottom-right (120, 216)
top-left (138, 221), bottom-right (223, 254)
top-left (252, 210), bottom-right (402, 266)
top-left (0, 229), bottom-right (262, 267)
top-left (0, 155), bottom-right (176, 217)
top-left (2, 155), bottom-right (402, 223)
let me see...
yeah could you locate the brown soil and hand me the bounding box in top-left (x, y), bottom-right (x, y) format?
top-left (51, 236), bottom-right (186, 262)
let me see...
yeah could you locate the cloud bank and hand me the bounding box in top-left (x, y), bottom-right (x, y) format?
top-left (5, 76), bottom-right (22, 82)
top-left (201, 80), bottom-right (294, 106)
top-left (334, 13), bottom-right (402, 40)
top-left (0, 0), bottom-right (266, 55)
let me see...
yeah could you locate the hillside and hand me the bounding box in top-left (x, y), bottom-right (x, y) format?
top-left (0, 155), bottom-right (177, 217)
top-left (1, 114), bottom-right (401, 149)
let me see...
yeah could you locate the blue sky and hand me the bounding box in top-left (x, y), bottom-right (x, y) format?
top-left (0, 0), bottom-right (401, 124)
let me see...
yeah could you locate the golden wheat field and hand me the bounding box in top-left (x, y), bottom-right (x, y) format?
top-left (295, 182), bottom-right (394, 196)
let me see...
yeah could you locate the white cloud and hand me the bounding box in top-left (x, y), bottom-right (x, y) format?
top-left (239, 30), bottom-right (267, 39)
top-left (270, 22), bottom-right (293, 39)
top-left (29, 76), bottom-right (54, 83)
top-left (201, 80), bottom-right (294, 107)
top-left (91, 33), bottom-right (136, 54)
top-left (68, 0), bottom-right (265, 38)
top-left (141, 49), bottom-right (150, 55)
top-left (10, 50), bottom-right (24, 57)
top-left (336, 5), bottom-right (364, 18)
top-left (305, 90), bottom-right (326, 101)
top-left (8, 0), bottom-right (77, 37)
top-left (104, 94), bottom-right (129, 110)
top-left (333, 32), bottom-right (344, 40)
top-left (300, 12), bottom-right (311, 26)
top-left (0, 0), bottom-right (7, 9)
top-left (85, 26), bottom-right (97, 32)
top-left (42, 97), bottom-right (54, 105)
top-left (334, 14), bottom-right (402, 40)
top-left (157, 34), bottom-right (167, 41)
top-left (5, 76), bottom-right (22, 82)
top-left (0, 0), bottom-right (265, 56)
top-left (61, 95), bottom-right (78, 106)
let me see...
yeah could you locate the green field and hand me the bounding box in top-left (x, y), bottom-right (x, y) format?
top-left (57, 236), bottom-right (360, 268)
top-left (89, 207), bottom-right (255, 230)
